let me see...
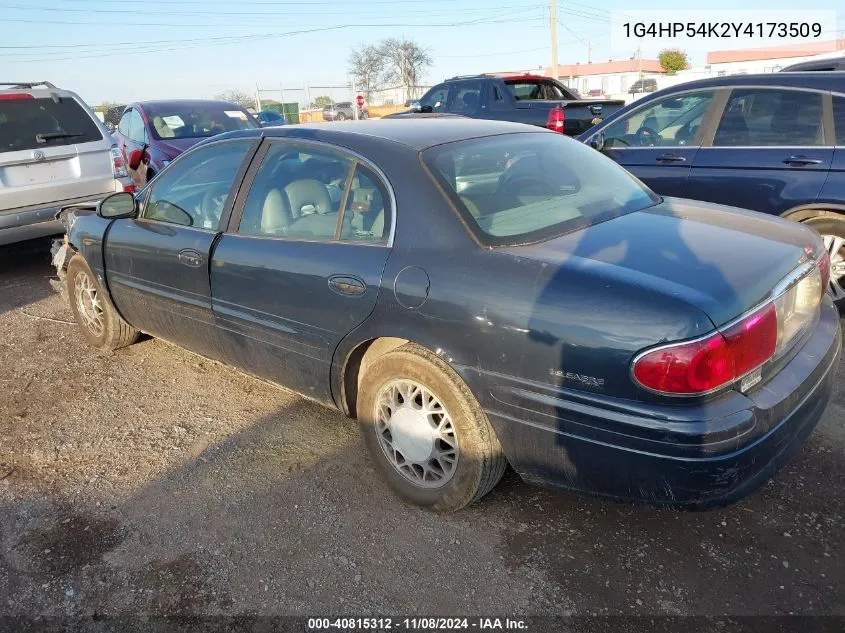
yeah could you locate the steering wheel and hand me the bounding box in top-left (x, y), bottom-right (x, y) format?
top-left (636, 126), bottom-right (661, 147)
top-left (198, 183), bottom-right (230, 229)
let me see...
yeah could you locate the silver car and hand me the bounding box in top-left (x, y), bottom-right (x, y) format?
top-left (0, 81), bottom-right (131, 245)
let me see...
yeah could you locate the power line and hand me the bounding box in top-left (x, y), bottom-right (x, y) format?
top-left (0, 2), bottom-right (543, 18)
top-left (7, 17), bottom-right (546, 64)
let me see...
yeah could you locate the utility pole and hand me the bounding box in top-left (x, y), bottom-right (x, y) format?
top-left (549, 0), bottom-right (559, 80)
top-left (254, 83), bottom-right (261, 113)
top-left (587, 40), bottom-right (592, 64)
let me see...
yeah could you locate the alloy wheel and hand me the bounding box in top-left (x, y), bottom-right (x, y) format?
top-left (74, 270), bottom-right (105, 337)
top-left (822, 234), bottom-right (845, 301)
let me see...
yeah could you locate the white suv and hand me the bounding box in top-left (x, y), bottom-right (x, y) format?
top-left (0, 81), bottom-right (132, 245)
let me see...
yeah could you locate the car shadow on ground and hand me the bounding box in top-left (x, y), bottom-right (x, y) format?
top-left (3, 380), bottom-right (843, 619)
top-left (0, 237), bottom-right (62, 317)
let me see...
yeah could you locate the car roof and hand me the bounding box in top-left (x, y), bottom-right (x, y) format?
top-left (214, 118), bottom-right (550, 151)
top-left (781, 58), bottom-right (845, 72)
top-left (133, 99), bottom-right (247, 109)
top-left (654, 71), bottom-right (845, 92)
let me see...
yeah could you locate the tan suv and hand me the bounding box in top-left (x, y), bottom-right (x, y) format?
top-left (0, 81), bottom-right (132, 245)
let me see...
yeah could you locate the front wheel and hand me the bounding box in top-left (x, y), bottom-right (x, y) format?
top-left (803, 215), bottom-right (845, 305)
top-left (357, 343), bottom-right (507, 512)
top-left (66, 255), bottom-right (140, 351)
top-left (335, 113), bottom-right (346, 121)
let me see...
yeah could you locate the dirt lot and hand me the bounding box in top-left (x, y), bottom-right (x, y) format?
top-left (1, 239), bottom-right (843, 625)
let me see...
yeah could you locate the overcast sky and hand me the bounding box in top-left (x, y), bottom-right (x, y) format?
top-left (0, 0), bottom-right (842, 105)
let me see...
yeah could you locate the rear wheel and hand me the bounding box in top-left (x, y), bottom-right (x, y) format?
top-left (803, 215), bottom-right (845, 304)
top-left (356, 343), bottom-right (507, 512)
top-left (66, 255), bottom-right (140, 351)
top-left (336, 113), bottom-right (346, 121)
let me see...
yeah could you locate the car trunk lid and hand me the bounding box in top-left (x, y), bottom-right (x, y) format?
top-left (503, 196), bottom-right (820, 328)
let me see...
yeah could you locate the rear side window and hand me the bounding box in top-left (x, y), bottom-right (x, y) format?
top-left (0, 96), bottom-right (103, 152)
top-left (834, 96), bottom-right (845, 145)
top-left (504, 79), bottom-right (572, 101)
top-left (714, 89), bottom-right (824, 147)
top-left (423, 132), bottom-right (658, 246)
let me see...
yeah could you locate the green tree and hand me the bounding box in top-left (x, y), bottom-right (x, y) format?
top-left (658, 48), bottom-right (688, 74)
top-left (311, 95), bottom-right (333, 109)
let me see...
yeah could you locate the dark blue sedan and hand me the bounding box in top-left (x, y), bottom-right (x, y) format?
top-left (56, 119), bottom-right (840, 512)
top-left (579, 72), bottom-right (845, 302)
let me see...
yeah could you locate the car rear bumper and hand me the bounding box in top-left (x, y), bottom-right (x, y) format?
top-left (462, 297), bottom-right (841, 508)
top-left (0, 188), bottom-right (121, 246)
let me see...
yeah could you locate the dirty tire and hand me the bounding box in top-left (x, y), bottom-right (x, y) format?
top-left (357, 343), bottom-right (507, 512)
top-left (66, 255), bottom-right (140, 351)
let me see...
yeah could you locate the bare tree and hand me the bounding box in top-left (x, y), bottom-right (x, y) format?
top-left (348, 44), bottom-right (386, 100)
top-left (378, 38), bottom-right (432, 96)
top-left (215, 90), bottom-right (254, 109)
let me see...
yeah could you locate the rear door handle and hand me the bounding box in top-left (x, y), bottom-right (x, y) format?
top-left (328, 275), bottom-right (366, 296)
top-left (656, 153), bottom-right (686, 163)
top-left (178, 249), bottom-right (203, 267)
top-left (783, 155), bottom-right (823, 166)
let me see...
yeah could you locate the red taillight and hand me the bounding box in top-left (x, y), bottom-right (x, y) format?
top-left (0, 93), bottom-right (34, 101)
top-left (722, 303), bottom-right (778, 378)
top-left (633, 303), bottom-right (777, 395)
top-left (546, 107), bottom-right (565, 133)
top-left (123, 184), bottom-right (136, 192)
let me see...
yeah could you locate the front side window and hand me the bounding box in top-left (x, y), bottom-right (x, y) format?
top-left (424, 132), bottom-right (659, 246)
top-left (419, 85), bottom-right (449, 113)
top-left (601, 91), bottom-right (715, 149)
top-left (713, 89), bottom-right (824, 147)
top-left (144, 141), bottom-right (253, 230)
top-left (145, 103), bottom-right (258, 140)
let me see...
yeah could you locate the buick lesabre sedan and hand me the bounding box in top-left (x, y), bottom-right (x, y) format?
top-left (55, 119), bottom-right (840, 512)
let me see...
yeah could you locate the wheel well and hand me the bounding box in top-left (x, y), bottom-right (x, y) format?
top-left (341, 337), bottom-right (409, 418)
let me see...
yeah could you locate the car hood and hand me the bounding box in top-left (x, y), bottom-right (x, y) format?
top-left (154, 137), bottom-right (206, 157)
top-left (504, 197), bottom-right (820, 327)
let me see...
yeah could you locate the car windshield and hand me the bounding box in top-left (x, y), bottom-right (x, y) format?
top-left (145, 104), bottom-right (257, 140)
top-left (423, 132), bottom-right (659, 246)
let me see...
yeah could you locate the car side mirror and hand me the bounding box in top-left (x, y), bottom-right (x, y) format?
top-left (97, 191), bottom-right (137, 219)
top-left (589, 132), bottom-right (605, 151)
top-left (409, 101), bottom-right (422, 113)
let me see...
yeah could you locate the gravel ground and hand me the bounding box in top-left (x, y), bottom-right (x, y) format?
top-left (0, 239), bottom-right (843, 625)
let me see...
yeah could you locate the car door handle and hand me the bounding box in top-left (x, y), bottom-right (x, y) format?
top-left (656, 153), bottom-right (686, 163)
top-left (328, 275), bottom-right (366, 296)
top-left (783, 156), bottom-right (823, 166)
top-left (178, 249), bottom-right (204, 267)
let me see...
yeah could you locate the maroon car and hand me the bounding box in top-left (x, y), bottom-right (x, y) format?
top-left (112, 99), bottom-right (259, 184)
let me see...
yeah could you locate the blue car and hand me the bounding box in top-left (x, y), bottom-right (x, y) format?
top-left (255, 110), bottom-right (286, 127)
top-left (55, 120), bottom-right (839, 512)
top-left (580, 72), bottom-right (845, 302)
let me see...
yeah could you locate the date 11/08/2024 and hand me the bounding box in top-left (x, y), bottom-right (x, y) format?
top-left (307, 617), bottom-right (528, 631)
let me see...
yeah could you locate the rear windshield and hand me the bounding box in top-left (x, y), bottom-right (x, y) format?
top-left (145, 104), bottom-right (258, 140)
top-left (423, 132), bottom-right (659, 246)
top-left (504, 79), bottom-right (575, 101)
top-left (0, 96), bottom-right (103, 152)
